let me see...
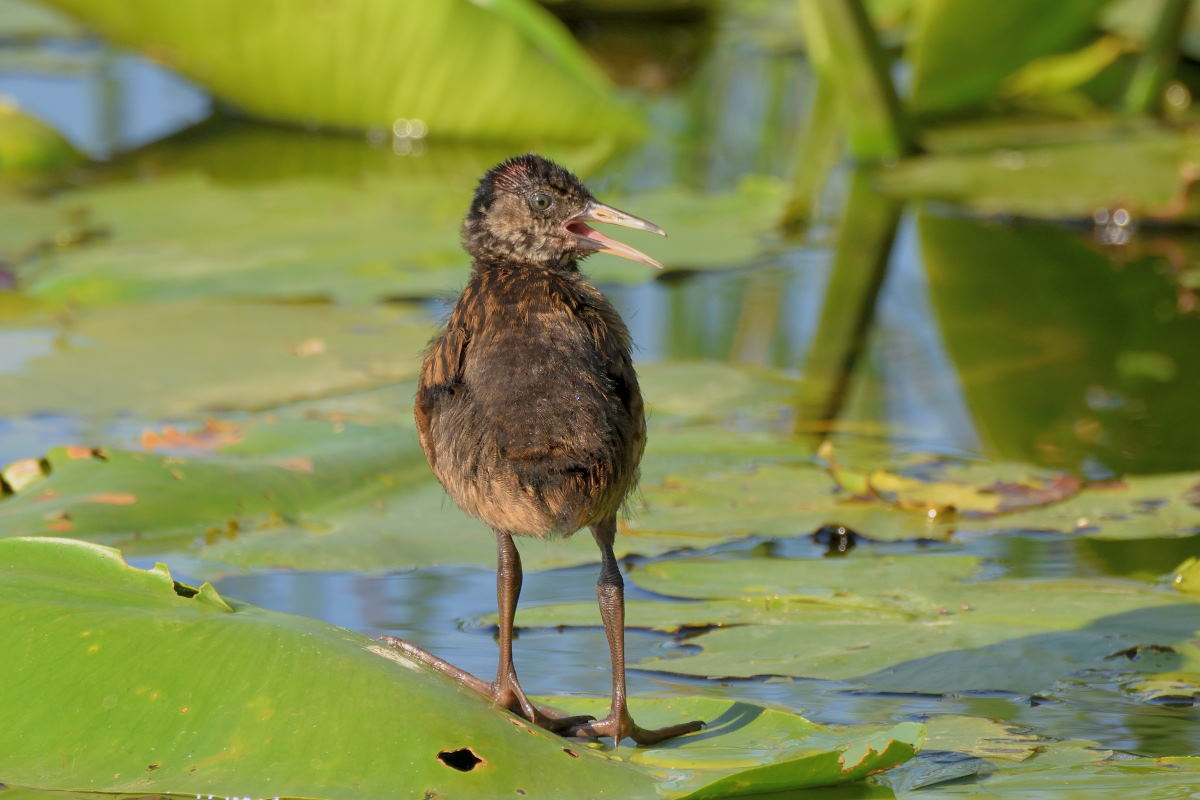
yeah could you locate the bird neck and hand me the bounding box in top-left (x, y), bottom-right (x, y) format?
top-left (471, 256), bottom-right (581, 275)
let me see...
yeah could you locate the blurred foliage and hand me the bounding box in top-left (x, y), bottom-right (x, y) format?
top-left (36, 0), bottom-right (643, 142)
top-left (0, 124), bottom-right (784, 304)
top-left (908, 0), bottom-right (1112, 118)
top-left (0, 100), bottom-right (80, 177)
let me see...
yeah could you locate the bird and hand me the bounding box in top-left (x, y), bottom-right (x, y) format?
top-left (413, 154), bottom-right (704, 746)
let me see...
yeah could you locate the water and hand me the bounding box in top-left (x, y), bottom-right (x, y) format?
top-left (2, 2), bottom-right (1199, 794)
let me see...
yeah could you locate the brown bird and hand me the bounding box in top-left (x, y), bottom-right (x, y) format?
top-left (413, 154), bottom-right (703, 746)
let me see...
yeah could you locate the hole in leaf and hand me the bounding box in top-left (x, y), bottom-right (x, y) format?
top-left (437, 748), bottom-right (483, 772)
top-left (172, 581), bottom-right (199, 598)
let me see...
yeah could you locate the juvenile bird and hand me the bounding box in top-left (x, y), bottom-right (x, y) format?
top-left (414, 154), bottom-right (703, 746)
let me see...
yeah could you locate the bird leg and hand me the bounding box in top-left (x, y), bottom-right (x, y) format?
top-left (570, 517), bottom-right (705, 746)
top-left (493, 530), bottom-right (594, 733)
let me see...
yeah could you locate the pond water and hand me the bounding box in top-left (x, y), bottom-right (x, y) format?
top-left (2, 2), bottom-right (1200, 796)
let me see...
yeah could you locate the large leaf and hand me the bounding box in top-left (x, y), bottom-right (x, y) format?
top-left (0, 301), bottom-right (432, 417)
top-left (4, 157), bottom-right (783, 305)
top-left (37, 0), bottom-right (642, 142)
top-left (908, 0), bottom-right (1112, 116)
top-left (0, 359), bottom-right (812, 573)
top-left (512, 553), bottom-right (1200, 695)
top-left (0, 536), bottom-right (922, 798)
top-left (877, 129), bottom-right (1200, 221)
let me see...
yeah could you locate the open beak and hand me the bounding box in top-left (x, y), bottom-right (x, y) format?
top-left (566, 199), bottom-right (666, 269)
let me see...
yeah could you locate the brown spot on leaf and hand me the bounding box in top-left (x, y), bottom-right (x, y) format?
top-left (290, 337), bottom-right (327, 357)
top-left (274, 457), bottom-right (315, 473)
top-left (66, 446), bottom-right (95, 459)
top-left (141, 419), bottom-right (242, 452)
top-left (87, 493), bottom-right (137, 505)
top-left (35, 490), bottom-right (59, 501)
top-left (48, 520), bottom-right (73, 532)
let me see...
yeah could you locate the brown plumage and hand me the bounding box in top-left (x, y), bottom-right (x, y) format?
top-left (414, 154), bottom-right (702, 746)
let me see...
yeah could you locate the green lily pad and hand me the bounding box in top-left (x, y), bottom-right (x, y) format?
top-left (514, 554), bottom-right (1200, 695)
top-left (0, 301), bottom-right (433, 417)
top-left (0, 391), bottom-right (804, 573)
top-left (38, 0), bottom-right (642, 142)
top-left (878, 130), bottom-right (1200, 221)
top-left (6, 165), bottom-right (783, 305)
top-left (894, 753), bottom-right (1200, 798)
top-left (0, 536), bottom-right (922, 798)
top-left (956, 472), bottom-right (1200, 539)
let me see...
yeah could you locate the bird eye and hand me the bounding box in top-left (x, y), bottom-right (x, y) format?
top-left (529, 192), bottom-right (553, 212)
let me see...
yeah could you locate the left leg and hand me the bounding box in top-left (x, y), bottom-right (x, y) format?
top-left (571, 514), bottom-right (704, 746)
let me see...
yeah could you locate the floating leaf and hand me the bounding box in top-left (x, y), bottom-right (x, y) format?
top-left (0, 301), bottom-right (433, 417)
top-left (0, 383), bottom-right (805, 574)
top-left (0, 537), bottom-right (921, 798)
top-left (821, 446), bottom-right (1082, 517)
top-left (878, 131), bottom-right (1200, 221)
top-left (956, 472), bottom-right (1200, 539)
top-left (6, 163), bottom-right (783, 305)
top-left (515, 554), bottom-right (1200, 695)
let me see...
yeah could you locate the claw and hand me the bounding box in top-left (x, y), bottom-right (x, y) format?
top-left (570, 710), bottom-right (704, 746)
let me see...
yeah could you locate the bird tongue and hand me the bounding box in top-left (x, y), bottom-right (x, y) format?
top-left (567, 221), bottom-right (664, 270)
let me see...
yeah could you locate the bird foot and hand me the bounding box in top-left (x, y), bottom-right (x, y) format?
top-left (376, 636), bottom-right (593, 734)
top-left (492, 673), bottom-right (595, 733)
top-left (570, 709), bottom-right (704, 746)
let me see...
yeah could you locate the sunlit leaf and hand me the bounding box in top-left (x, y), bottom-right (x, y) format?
top-left (515, 554), bottom-right (1200, 695)
top-left (0, 301), bottom-right (433, 417)
top-left (878, 131), bottom-right (1200, 221)
top-left (5, 160), bottom-right (783, 305)
top-left (908, 0), bottom-right (1111, 116)
top-left (38, 0), bottom-right (642, 143)
top-left (0, 537), bottom-right (921, 798)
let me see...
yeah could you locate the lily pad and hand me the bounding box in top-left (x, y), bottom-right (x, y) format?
top-left (6, 165), bottom-right (783, 305)
top-left (878, 130), bottom-right (1200, 221)
top-left (0, 536), bottom-right (922, 798)
top-left (0, 392), bottom-right (805, 573)
top-left (0, 301), bottom-right (433, 417)
top-left (513, 554), bottom-right (1200, 695)
top-left (956, 472), bottom-right (1200, 539)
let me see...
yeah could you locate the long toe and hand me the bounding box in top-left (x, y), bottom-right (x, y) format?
top-left (570, 714), bottom-right (704, 746)
top-left (532, 710), bottom-right (597, 734)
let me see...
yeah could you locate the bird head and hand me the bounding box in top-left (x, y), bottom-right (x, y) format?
top-left (462, 154), bottom-right (665, 271)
